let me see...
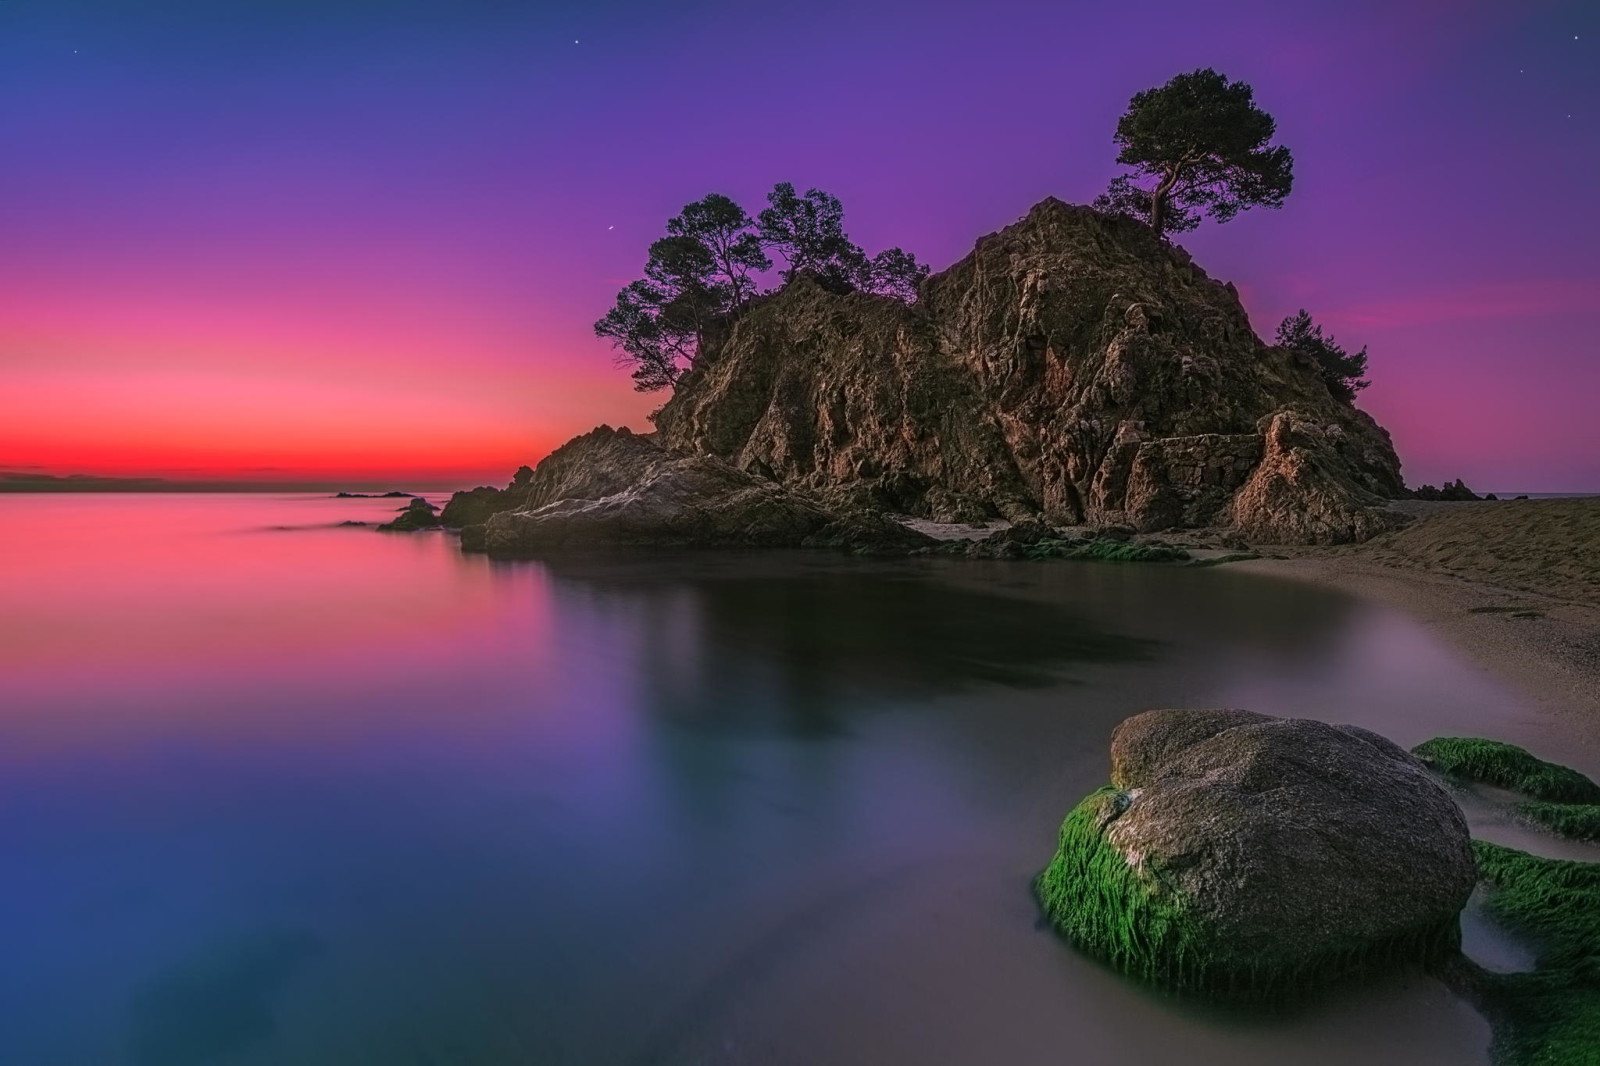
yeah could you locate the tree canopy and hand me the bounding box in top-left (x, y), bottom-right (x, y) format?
top-left (1093, 68), bottom-right (1293, 238)
top-left (1276, 310), bottom-right (1370, 403)
top-left (665, 194), bottom-right (769, 308)
top-left (757, 183), bottom-right (864, 288)
top-left (859, 247), bottom-right (930, 302)
top-left (596, 185), bottom-right (930, 391)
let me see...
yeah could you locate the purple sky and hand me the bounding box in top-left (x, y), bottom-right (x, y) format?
top-left (3, 0), bottom-right (1596, 490)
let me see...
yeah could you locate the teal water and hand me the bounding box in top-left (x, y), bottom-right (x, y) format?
top-left (3, 494), bottom-right (1588, 1065)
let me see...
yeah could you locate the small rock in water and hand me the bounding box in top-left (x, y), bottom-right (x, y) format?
top-left (377, 498), bottom-right (442, 532)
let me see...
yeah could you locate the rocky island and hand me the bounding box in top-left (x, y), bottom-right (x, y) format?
top-left (439, 199), bottom-right (1408, 556)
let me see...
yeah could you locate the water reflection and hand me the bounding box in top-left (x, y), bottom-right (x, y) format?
top-left (129, 930), bottom-right (322, 1066)
top-left (537, 555), bottom-right (1155, 736)
top-left (2, 496), bottom-right (1575, 1065)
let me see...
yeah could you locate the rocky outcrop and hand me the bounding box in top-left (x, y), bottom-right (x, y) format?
top-left (1228, 409), bottom-right (1408, 543)
top-left (473, 427), bottom-right (932, 556)
top-left (438, 485), bottom-right (513, 528)
top-left (1035, 708), bottom-right (1476, 999)
top-left (1411, 478), bottom-right (1482, 502)
top-left (377, 497), bottom-right (440, 531)
top-left (653, 199), bottom-right (1406, 543)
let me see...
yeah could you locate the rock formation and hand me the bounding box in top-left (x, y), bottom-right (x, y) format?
top-left (468, 426), bottom-right (930, 556)
top-left (1035, 708), bottom-right (1476, 999)
top-left (653, 199), bottom-right (1405, 543)
top-left (446, 198), bottom-right (1410, 551)
top-left (1411, 478), bottom-right (1482, 502)
top-left (377, 497), bottom-right (440, 531)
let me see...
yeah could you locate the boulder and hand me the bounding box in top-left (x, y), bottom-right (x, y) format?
top-left (1036, 708), bottom-right (1476, 999)
top-left (477, 427), bottom-right (933, 557)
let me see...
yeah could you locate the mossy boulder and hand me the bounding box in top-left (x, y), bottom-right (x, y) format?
top-left (1037, 709), bottom-right (1476, 999)
top-left (1470, 840), bottom-right (1600, 1066)
top-left (1412, 737), bottom-right (1600, 804)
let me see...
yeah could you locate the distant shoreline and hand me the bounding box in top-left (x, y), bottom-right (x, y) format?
top-left (0, 481), bottom-right (468, 495)
top-left (2, 476), bottom-right (1594, 498)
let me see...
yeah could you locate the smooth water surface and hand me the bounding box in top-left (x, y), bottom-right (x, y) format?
top-left (4, 494), bottom-right (1592, 1066)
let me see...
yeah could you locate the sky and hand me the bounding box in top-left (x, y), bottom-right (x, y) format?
top-left (1, 0), bottom-right (1596, 491)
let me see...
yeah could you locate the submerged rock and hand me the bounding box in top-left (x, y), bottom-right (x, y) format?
top-left (377, 498), bottom-right (441, 532)
top-left (476, 426), bottom-right (932, 556)
top-left (652, 199), bottom-right (1405, 543)
top-left (1036, 708), bottom-right (1475, 1000)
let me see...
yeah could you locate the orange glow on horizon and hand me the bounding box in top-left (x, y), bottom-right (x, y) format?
top-left (0, 278), bottom-right (657, 485)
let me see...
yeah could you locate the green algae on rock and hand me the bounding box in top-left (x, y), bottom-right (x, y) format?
top-left (1036, 709), bottom-right (1476, 1000)
top-left (1409, 737), bottom-right (1600, 1064)
top-left (1469, 841), bottom-right (1600, 1066)
top-left (1025, 537), bottom-right (1188, 563)
top-left (1412, 737), bottom-right (1600, 804)
top-left (1513, 801), bottom-right (1600, 842)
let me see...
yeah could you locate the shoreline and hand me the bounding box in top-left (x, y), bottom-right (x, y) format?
top-left (1234, 553), bottom-right (1600, 740)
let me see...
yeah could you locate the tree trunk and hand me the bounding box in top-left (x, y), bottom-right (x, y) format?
top-left (1149, 165), bottom-right (1184, 239)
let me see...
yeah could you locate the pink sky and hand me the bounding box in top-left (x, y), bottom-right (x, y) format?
top-left (3, 0), bottom-right (1596, 491)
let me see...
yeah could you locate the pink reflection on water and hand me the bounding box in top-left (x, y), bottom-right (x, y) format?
top-left (0, 494), bottom-right (553, 748)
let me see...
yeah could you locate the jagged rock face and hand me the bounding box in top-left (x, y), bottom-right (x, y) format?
top-left (1230, 410), bottom-right (1408, 544)
top-left (654, 280), bottom-right (1033, 523)
top-left (655, 199), bottom-right (1406, 543)
top-left (476, 426), bottom-right (932, 556)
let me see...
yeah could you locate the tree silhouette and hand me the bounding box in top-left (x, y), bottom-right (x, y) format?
top-left (1094, 68), bottom-right (1293, 238)
top-left (859, 247), bottom-right (930, 301)
top-left (1276, 310), bottom-right (1370, 403)
top-left (667, 194), bottom-right (770, 308)
top-left (597, 188), bottom-right (928, 390)
top-left (594, 235), bottom-right (728, 391)
top-left (757, 183), bottom-right (866, 287)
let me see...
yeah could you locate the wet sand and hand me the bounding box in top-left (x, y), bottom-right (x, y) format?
top-left (1239, 497), bottom-right (1600, 742)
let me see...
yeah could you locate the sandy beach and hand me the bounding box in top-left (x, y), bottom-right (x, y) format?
top-left (1239, 497), bottom-right (1600, 736)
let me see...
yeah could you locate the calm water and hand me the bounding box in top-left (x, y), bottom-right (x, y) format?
top-left (3, 493), bottom-right (1594, 1066)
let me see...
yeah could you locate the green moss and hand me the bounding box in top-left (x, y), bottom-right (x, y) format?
top-left (1034, 787), bottom-right (1207, 991)
top-left (1515, 801), bottom-right (1600, 842)
top-left (1412, 737), bottom-right (1600, 804)
top-left (1025, 538), bottom-right (1189, 563)
top-left (1470, 841), bottom-right (1600, 1066)
top-left (1034, 785), bottom-right (1459, 1002)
